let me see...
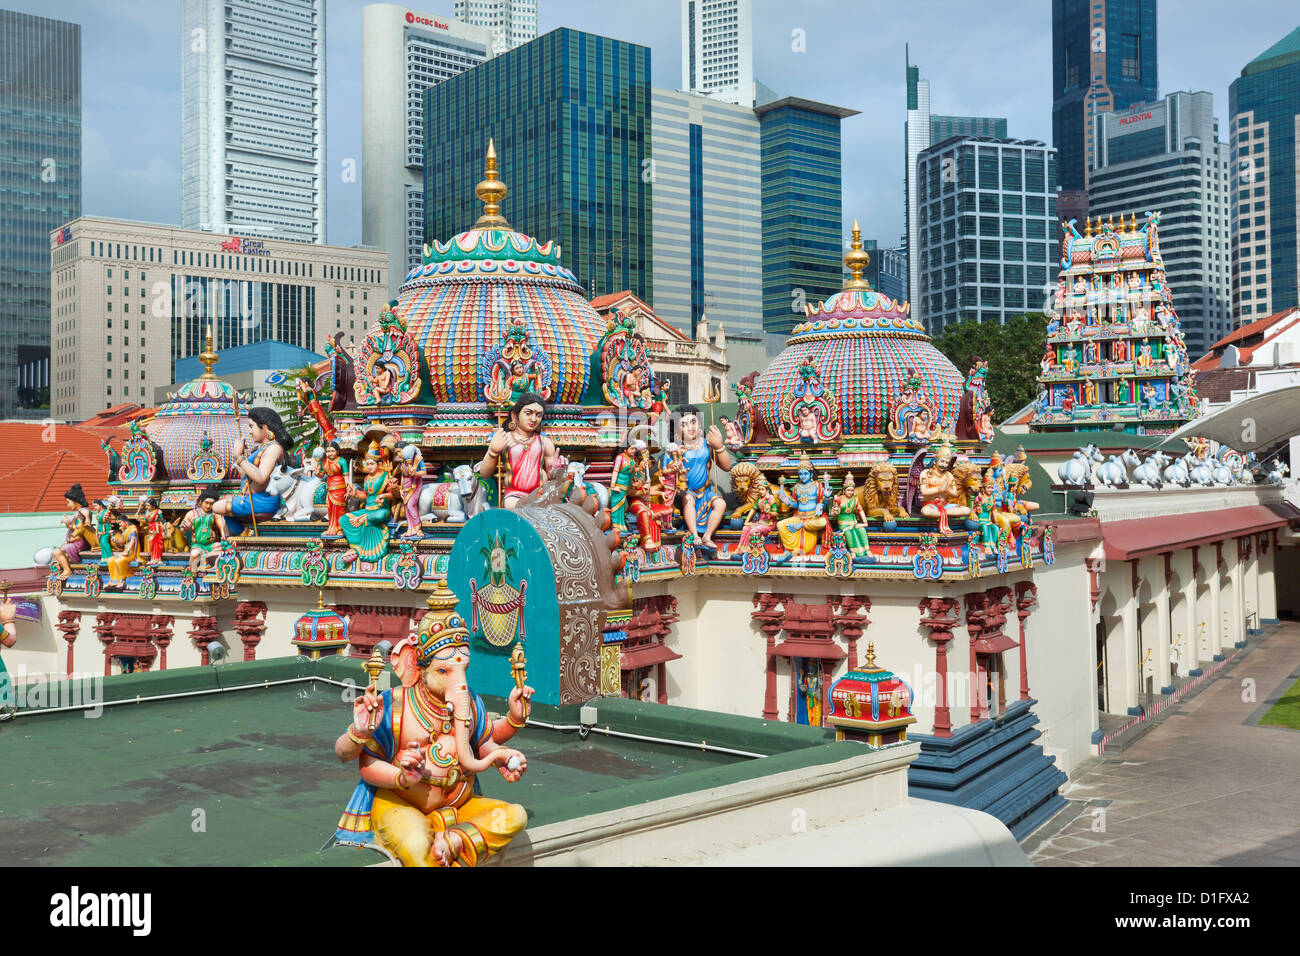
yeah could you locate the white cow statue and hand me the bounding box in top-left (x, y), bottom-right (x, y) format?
top-left (1131, 451), bottom-right (1168, 489)
top-left (1094, 448), bottom-right (1140, 488)
top-left (418, 463), bottom-right (490, 523)
top-left (1057, 443), bottom-right (1103, 486)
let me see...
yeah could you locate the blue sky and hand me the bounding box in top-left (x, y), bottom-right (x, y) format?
top-left (7, 0), bottom-right (1297, 250)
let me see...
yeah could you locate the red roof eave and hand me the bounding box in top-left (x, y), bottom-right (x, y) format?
top-left (1101, 503), bottom-right (1299, 561)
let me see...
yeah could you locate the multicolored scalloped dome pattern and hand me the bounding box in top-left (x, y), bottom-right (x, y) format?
top-left (398, 229), bottom-right (603, 404)
top-left (147, 376), bottom-right (246, 480)
top-left (753, 287), bottom-right (964, 437)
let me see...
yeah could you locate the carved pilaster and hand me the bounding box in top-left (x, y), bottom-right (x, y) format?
top-left (56, 610), bottom-right (81, 678)
top-left (918, 596), bottom-right (959, 737)
top-left (1014, 581), bottom-right (1037, 701)
top-left (233, 601), bottom-right (267, 662)
top-left (751, 592), bottom-right (789, 721)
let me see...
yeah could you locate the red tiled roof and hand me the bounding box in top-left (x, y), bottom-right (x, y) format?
top-left (79, 403), bottom-right (154, 427)
top-left (1208, 309), bottom-right (1295, 351)
top-left (1196, 309), bottom-right (1300, 370)
top-left (0, 423), bottom-right (131, 513)
top-left (1101, 503), bottom-right (1298, 561)
top-left (589, 290), bottom-right (690, 341)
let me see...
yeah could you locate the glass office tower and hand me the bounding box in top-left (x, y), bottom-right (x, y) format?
top-left (1052, 0), bottom-right (1157, 215)
top-left (0, 10), bottom-right (81, 419)
top-left (1229, 26), bottom-right (1300, 320)
top-left (424, 28), bottom-right (653, 303)
top-left (916, 137), bottom-right (1059, 333)
top-left (757, 96), bottom-right (857, 349)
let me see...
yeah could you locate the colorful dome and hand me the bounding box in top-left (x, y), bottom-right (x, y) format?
top-left (395, 141), bottom-right (604, 405)
top-left (145, 329), bottom-right (248, 480)
top-left (752, 223), bottom-right (964, 438)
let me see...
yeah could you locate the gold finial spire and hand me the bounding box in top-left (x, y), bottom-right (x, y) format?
top-left (865, 641), bottom-right (877, 669)
top-left (1129, 212), bottom-right (1137, 234)
top-left (1084, 216), bottom-right (1093, 238)
top-left (473, 138), bottom-right (510, 229)
top-left (1107, 214), bottom-right (1114, 232)
top-left (197, 324), bottom-right (219, 380)
top-left (843, 219), bottom-right (872, 291)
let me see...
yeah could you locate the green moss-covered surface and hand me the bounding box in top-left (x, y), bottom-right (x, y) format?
top-left (0, 658), bottom-right (847, 866)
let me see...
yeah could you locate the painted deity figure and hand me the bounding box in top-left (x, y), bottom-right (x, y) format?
top-left (1040, 349), bottom-right (1055, 377)
top-left (52, 485), bottom-right (99, 581)
top-left (919, 445), bottom-right (971, 534)
top-left (1083, 339), bottom-right (1100, 366)
top-left (795, 404), bottom-right (822, 443)
top-left (1112, 338), bottom-right (1128, 362)
top-left (297, 377), bottom-right (337, 444)
top-left (674, 405), bottom-right (733, 550)
top-left (798, 661), bottom-right (823, 728)
top-left (775, 454), bottom-right (829, 556)
top-left (141, 497), bottom-right (165, 566)
top-left (214, 407), bottom-right (295, 535)
top-left (1117, 379), bottom-right (1131, 404)
top-left (1062, 389), bottom-right (1076, 416)
top-left (332, 605), bottom-right (532, 866)
top-left (94, 500), bottom-right (116, 564)
top-left (607, 438), bottom-right (644, 531)
top-left (397, 444), bottom-right (428, 540)
top-left (1062, 345), bottom-right (1080, 373)
top-left (829, 472), bottom-right (870, 557)
top-left (104, 515), bottom-right (141, 591)
top-left (478, 392), bottom-right (563, 509)
top-left (736, 482), bottom-right (780, 555)
top-left (341, 443), bottom-right (397, 561)
top-left (179, 493), bottom-right (227, 573)
top-left (1141, 383), bottom-right (1159, 411)
top-left (321, 441), bottom-right (349, 537)
top-left (1082, 378), bottom-right (1099, 406)
top-left (625, 453), bottom-right (674, 552)
top-left (1135, 342), bottom-right (1154, 369)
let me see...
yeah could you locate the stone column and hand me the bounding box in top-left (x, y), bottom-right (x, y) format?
top-left (1228, 540), bottom-right (1245, 647)
top-left (919, 597), bottom-right (959, 737)
top-left (1259, 531), bottom-right (1278, 622)
top-left (1243, 536), bottom-right (1260, 633)
top-left (1209, 544), bottom-right (1223, 660)
top-left (55, 610), bottom-right (81, 678)
top-left (1120, 561), bottom-right (1140, 713)
top-left (1156, 554), bottom-right (1173, 694)
top-left (1014, 581), bottom-right (1037, 701)
top-left (1181, 560), bottom-right (1197, 676)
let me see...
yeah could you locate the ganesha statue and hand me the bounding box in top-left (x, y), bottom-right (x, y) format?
top-left (333, 581), bottom-right (533, 867)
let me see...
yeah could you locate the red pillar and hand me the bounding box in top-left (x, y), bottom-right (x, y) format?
top-left (56, 611), bottom-right (81, 678)
top-left (1014, 582), bottom-right (1037, 701)
top-left (919, 597), bottom-right (959, 737)
top-left (834, 596), bottom-right (870, 671)
top-left (751, 593), bottom-right (787, 721)
top-left (93, 613), bottom-right (115, 677)
top-left (188, 616), bottom-right (221, 666)
top-left (234, 601), bottom-right (268, 662)
top-left (151, 615), bottom-right (175, 671)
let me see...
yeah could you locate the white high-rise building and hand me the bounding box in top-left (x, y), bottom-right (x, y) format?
top-left (362, 5), bottom-right (493, 296)
top-left (1090, 91), bottom-right (1232, 360)
top-left (680, 0), bottom-right (754, 107)
top-left (180, 0), bottom-right (326, 244)
top-left (453, 0), bottom-right (537, 53)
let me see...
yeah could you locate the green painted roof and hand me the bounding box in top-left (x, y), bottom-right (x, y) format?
top-left (0, 657), bottom-right (840, 866)
top-left (1243, 26), bottom-right (1300, 75)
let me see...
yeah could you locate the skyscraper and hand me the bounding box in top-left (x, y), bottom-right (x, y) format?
top-left (681, 0), bottom-right (754, 107)
top-left (453, 0), bottom-right (537, 53)
top-left (758, 96), bottom-right (858, 350)
top-left (650, 89), bottom-right (763, 352)
top-left (362, 4), bottom-right (492, 296)
top-left (424, 28), bottom-right (653, 302)
top-left (904, 50), bottom-right (1007, 325)
top-left (181, 0), bottom-right (326, 244)
top-left (1052, 0), bottom-right (1158, 222)
top-left (915, 136), bottom-right (1059, 333)
top-left (1, 10), bottom-right (80, 419)
top-left (1229, 26), bottom-right (1300, 321)
top-left (1090, 92), bottom-right (1230, 358)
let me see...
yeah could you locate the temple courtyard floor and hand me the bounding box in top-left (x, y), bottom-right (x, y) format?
top-left (1026, 619), bottom-right (1300, 867)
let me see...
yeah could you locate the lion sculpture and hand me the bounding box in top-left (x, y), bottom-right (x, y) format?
top-left (861, 462), bottom-right (909, 522)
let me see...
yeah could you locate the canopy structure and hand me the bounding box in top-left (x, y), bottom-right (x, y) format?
top-left (1169, 385), bottom-right (1300, 451)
